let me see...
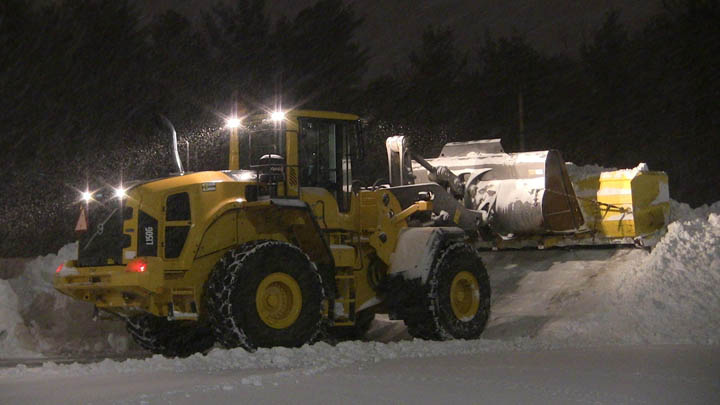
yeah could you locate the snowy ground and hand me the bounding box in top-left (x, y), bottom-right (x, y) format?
top-left (2, 344), bottom-right (718, 404)
top-left (1, 199), bottom-right (719, 403)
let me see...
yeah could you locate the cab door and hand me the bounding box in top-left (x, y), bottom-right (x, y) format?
top-left (297, 118), bottom-right (354, 215)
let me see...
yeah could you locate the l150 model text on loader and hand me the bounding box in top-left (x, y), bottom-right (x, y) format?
top-left (54, 110), bottom-right (669, 357)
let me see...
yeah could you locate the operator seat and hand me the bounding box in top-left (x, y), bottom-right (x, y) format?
top-left (258, 154), bottom-right (285, 183)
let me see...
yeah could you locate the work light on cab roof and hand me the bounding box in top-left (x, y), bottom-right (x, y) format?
top-left (81, 190), bottom-right (93, 203)
top-left (270, 110), bottom-right (285, 121)
top-left (113, 185), bottom-right (127, 199)
top-left (225, 117), bottom-right (242, 129)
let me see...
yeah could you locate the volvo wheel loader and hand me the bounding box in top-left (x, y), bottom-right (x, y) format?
top-left (54, 110), bottom-right (669, 357)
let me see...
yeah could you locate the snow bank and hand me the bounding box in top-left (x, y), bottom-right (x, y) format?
top-left (0, 338), bottom-right (540, 378)
top-left (0, 280), bottom-right (36, 357)
top-left (668, 199), bottom-right (720, 223)
top-left (536, 199), bottom-right (720, 345)
top-left (0, 243), bottom-right (132, 358)
top-left (614, 202), bottom-right (720, 344)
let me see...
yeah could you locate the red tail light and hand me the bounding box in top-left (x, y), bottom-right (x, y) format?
top-left (56, 263), bottom-right (64, 273)
top-left (126, 258), bottom-right (147, 273)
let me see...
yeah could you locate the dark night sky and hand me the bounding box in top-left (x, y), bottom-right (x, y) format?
top-left (141, 0), bottom-right (661, 78)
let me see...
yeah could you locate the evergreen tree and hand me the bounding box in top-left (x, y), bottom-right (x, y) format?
top-left (477, 34), bottom-right (545, 151)
top-left (407, 25), bottom-right (467, 146)
top-left (149, 10), bottom-right (209, 117)
top-left (203, 0), bottom-right (271, 105)
top-left (274, 0), bottom-right (367, 110)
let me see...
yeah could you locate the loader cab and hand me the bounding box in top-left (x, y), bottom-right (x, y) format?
top-left (229, 110), bottom-right (360, 212)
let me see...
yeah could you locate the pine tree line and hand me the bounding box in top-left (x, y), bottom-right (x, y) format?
top-left (1, 0), bottom-right (718, 256)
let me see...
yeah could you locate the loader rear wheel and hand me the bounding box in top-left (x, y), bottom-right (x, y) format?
top-left (404, 243), bottom-right (491, 340)
top-left (125, 314), bottom-right (215, 358)
top-left (205, 240), bottom-right (326, 351)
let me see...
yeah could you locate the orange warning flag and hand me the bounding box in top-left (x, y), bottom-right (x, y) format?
top-left (75, 206), bottom-right (88, 233)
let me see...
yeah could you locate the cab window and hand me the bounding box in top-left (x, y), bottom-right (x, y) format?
top-left (298, 119), bottom-right (354, 212)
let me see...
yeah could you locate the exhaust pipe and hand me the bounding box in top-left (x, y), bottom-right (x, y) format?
top-left (159, 115), bottom-right (184, 175)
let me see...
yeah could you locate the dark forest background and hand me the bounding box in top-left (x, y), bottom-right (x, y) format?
top-left (1, 0), bottom-right (719, 256)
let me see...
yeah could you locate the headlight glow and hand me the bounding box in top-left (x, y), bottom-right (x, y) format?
top-left (225, 117), bottom-right (241, 129)
top-left (270, 111), bottom-right (285, 121)
top-left (114, 186), bottom-right (127, 199)
top-left (81, 190), bottom-right (93, 202)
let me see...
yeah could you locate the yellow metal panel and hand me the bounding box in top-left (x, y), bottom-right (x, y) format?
top-left (229, 127), bottom-right (239, 170)
top-left (286, 110), bottom-right (360, 121)
top-left (195, 211), bottom-right (237, 258)
top-left (285, 125), bottom-right (300, 197)
top-left (632, 173), bottom-right (670, 235)
top-left (330, 244), bottom-right (356, 267)
top-left (247, 110), bottom-right (359, 122)
top-left (301, 187), bottom-right (345, 229)
top-left (571, 169), bottom-right (669, 238)
top-left (368, 190), bottom-right (406, 265)
top-left (357, 191), bottom-right (379, 230)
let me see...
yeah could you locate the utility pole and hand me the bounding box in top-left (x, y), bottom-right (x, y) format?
top-left (518, 88), bottom-right (525, 152)
top-left (229, 95), bottom-right (239, 170)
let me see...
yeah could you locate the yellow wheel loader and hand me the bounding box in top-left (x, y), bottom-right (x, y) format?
top-left (54, 110), bottom-right (668, 357)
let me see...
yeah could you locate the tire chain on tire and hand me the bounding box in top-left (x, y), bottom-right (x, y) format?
top-left (386, 242), bottom-right (491, 340)
top-left (205, 240), bottom-right (326, 351)
top-left (125, 314), bottom-right (215, 358)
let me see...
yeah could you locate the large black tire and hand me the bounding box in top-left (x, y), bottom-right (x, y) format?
top-left (125, 314), bottom-right (215, 358)
top-left (392, 242), bottom-right (491, 340)
top-left (205, 240), bottom-right (326, 351)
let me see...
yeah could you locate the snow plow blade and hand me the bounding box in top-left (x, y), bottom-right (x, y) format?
top-left (570, 166), bottom-right (670, 241)
top-left (410, 138), bottom-right (669, 248)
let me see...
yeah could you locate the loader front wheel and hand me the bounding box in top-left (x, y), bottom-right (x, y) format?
top-left (125, 314), bottom-right (215, 358)
top-left (405, 243), bottom-right (491, 340)
top-left (206, 241), bottom-right (326, 351)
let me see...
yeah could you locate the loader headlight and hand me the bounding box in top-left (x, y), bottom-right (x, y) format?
top-left (113, 186), bottom-right (127, 199)
top-left (270, 110), bottom-right (285, 121)
top-left (225, 117), bottom-right (242, 129)
top-left (81, 190), bottom-right (93, 203)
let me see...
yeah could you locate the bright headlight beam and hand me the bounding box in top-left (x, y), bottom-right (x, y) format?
top-left (270, 111), bottom-right (285, 121)
top-left (81, 190), bottom-right (93, 202)
top-left (114, 186), bottom-right (127, 199)
top-left (225, 117), bottom-right (241, 129)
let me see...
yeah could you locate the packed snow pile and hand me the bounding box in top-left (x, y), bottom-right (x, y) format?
top-left (613, 200), bottom-right (720, 344)
top-left (0, 243), bottom-right (132, 358)
top-left (501, 199), bottom-right (720, 346)
top-left (0, 280), bottom-right (36, 357)
top-left (0, 337), bottom-right (540, 378)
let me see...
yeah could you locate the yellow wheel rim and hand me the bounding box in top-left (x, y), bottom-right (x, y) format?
top-left (256, 272), bottom-right (302, 329)
top-left (450, 271), bottom-right (480, 321)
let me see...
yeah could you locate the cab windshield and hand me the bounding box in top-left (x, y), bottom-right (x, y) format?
top-left (237, 120), bottom-right (285, 170)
